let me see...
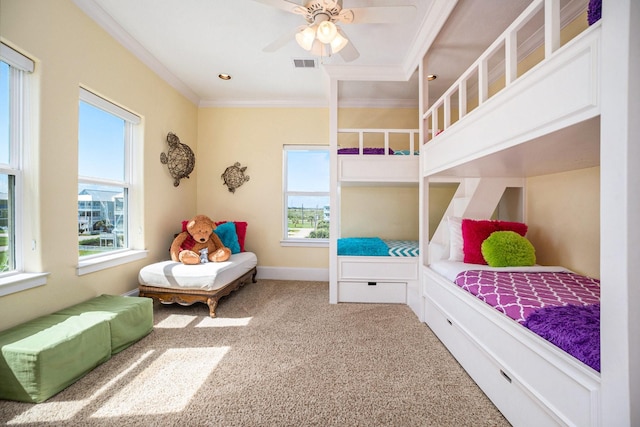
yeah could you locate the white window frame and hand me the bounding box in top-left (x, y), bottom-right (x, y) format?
top-left (0, 43), bottom-right (48, 296)
top-left (281, 145), bottom-right (330, 247)
top-left (76, 88), bottom-right (146, 275)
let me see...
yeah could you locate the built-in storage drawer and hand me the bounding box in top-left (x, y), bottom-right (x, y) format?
top-left (338, 281), bottom-right (406, 304)
top-left (338, 257), bottom-right (418, 282)
top-left (423, 295), bottom-right (561, 425)
top-left (422, 268), bottom-right (600, 427)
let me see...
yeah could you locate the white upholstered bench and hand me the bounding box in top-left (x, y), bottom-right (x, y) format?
top-left (138, 252), bottom-right (257, 317)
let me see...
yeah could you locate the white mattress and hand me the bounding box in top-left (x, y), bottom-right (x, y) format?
top-left (138, 252), bottom-right (257, 291)
top-left (429, 260), bottom-right (571, 282)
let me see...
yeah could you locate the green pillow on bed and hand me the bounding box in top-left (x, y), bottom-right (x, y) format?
top-left (481, 231), bottom-right (536, 267)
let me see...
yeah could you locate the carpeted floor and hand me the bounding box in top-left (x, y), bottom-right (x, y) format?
top-left (0, 280), bottom-right (510, 426)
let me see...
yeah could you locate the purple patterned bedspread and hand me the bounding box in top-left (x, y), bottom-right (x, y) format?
top-left (338, 147), bottom-right (394, 155)
top-left (454, 270), bottom-right (600, 323)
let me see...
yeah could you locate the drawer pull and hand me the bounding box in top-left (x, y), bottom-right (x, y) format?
top-left (368, 282), bottom-right (377, 286)
top-left (500, 369), bottom-right (512, 383)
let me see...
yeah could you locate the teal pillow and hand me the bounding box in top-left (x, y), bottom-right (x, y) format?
top-left (213, 222), bottom-right (240, 254)
top-left (481, 231), bottom-right (536, 267)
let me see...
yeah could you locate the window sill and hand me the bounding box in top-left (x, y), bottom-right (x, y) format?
top-left (280, 239), bottom-right (329, 248)
top-left (77, 249), bottom-right (148, 276)
top-left (0, 272), bottom-right (50, 297)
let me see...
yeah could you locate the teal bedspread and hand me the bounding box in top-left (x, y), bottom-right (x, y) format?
top-left (338, 237), bottom-right (389, 256)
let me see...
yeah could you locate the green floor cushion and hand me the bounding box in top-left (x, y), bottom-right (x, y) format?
top-left (0, 314), bottom-right (112, 403)
top-left (57, 294), bottom-right (153, 354)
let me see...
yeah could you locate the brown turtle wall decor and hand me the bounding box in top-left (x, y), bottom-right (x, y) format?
top-left (160, 132), bottom-right (195, 187)
top-left (221, 162), bottom-right (250, 193)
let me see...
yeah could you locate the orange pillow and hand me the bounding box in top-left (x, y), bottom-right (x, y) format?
top-left (461, 219), bottom-right (528, 264)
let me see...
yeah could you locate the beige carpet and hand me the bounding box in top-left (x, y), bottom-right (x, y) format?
top-left (0, 280), bottom-right (510, 426)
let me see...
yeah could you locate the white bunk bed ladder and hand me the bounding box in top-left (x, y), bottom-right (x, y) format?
top-left (428, 177), bottom-right (525, 264)
top-left (422, 0), bottom-right (567, 144)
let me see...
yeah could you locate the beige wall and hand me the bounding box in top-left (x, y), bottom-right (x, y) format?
top-left (197, 107), bottom-right (330, 268)
top-left (526, 166), bottom-right (600, 278)
top-left (341, 186), bottom-right (419, 239)
top-left (0, 0), bottom-right (198, 329)
top-left (338, 107), bottom-right (418, 129)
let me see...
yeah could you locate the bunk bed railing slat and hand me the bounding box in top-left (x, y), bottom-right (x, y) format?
top-left (422, 0), bottom-right (568, 140)
top-left (338, 128), bottom-right (419, 156)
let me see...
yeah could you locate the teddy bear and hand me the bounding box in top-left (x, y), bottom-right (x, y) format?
top-left (170, 214), bottom-right (231, 265)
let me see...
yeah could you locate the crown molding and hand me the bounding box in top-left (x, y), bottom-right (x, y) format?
top-left (199, 98), bottom-right (329, 108)
top-left (403, 0), bottom-right (459, 78)
top-left (72, 0), bottom-right (200, 106)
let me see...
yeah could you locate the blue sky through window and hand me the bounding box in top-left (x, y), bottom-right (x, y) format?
top-left (78, 101), bottom-right (125, 182)
top-left (287, 149), bottom-right (329, 209)
top-left (0, 62), bottom-right (10, 195)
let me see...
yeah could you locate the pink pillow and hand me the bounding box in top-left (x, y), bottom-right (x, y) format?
top-left (216, 221), bottom-right (248, 252)
top-left (461, 219), bottom-right (528, 264)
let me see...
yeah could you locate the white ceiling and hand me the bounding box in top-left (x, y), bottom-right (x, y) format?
top-left (74, 0), bottom-right (535, 108)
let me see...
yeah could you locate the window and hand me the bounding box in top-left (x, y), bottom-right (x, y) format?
top-left (282, 145), bottom-right (330, 245)
top-left (0, 43), bottom-right (46, 295)
top-left (78, 88), bottom-right (142, 266)
top-left (0, 45), bottom-right (33, 274)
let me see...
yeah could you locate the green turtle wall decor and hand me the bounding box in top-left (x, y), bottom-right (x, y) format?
top-left (160, 132), bottom-right (195, 187)
top-left (221, 162), bottom-right (250, 193)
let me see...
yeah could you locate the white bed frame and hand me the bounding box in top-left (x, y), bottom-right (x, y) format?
top-left (419, 1), bottom-right (602, 425)
top-left (330, 128), bottom-right (422, 310)
top-left (423, 264), bottom-right (600, 426)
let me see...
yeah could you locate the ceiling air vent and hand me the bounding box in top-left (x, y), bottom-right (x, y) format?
top-left (293, 58), bottom-right (317, 69)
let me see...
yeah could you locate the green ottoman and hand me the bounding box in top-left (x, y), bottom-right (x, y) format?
top-left (0, 314), bottom-right (111, 403)
top-left (57, 294), bottom-right (153, 354)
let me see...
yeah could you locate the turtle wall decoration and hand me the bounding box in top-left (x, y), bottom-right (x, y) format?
top-left (160, 132), bottom-right (195, 187)
top-left (221, 162), bottom-right (250, 193)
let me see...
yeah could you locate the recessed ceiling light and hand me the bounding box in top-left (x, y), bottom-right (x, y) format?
top-left (427, 74), bottom-right (437, 81)
top-left (218, 73), bottom-right (231, 80)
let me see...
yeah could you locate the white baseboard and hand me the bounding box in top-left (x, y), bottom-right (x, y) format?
top-left (256, 266), bottom-right (329, 282)
top-left (123, 288), bottom-right (139, 297)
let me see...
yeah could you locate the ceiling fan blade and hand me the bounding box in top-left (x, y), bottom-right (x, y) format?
top-left (263, 26), bottom-right (303, 52)
top-left (337, 40), bottom-right (359, 62)
top-left (251, 0), bottom-right (307, 15)
top-left (346, 6), bottom-right (417, 24)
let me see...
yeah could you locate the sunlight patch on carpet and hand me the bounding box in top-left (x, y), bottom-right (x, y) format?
top-left (196, 317), bottom-right (252, 327)
top-left (91, 347), bottom-right (229, 417)
top-left (6, 351), bottom-right (155, 425)
top-left (155, 314), bottom-right (198, 328)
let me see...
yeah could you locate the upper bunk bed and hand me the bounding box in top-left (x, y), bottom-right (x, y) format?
top-left (418, 1), bottom-right (603, 425)
top-left (421, 0), bottom-right (601, 179)
top-left (337, 127), bottom-right (419, 184)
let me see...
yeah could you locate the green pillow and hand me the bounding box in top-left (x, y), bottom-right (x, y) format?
top-left (481, 231), bottom-right (536, 267)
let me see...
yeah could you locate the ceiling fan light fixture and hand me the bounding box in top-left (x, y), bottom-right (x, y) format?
top-left (330, 30), bottom-right (348, 54)
top-left (316, 21), bottom-right (337, 44)
top-left (309, 39), bottom-right (329, 57)
top-left (295, 25), bottom-right (317, 51)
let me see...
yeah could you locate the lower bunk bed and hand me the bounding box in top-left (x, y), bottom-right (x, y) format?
top-left (423, 260), bottom-right (601, 426)
top-left (337, 238), bottom-right (419, 304)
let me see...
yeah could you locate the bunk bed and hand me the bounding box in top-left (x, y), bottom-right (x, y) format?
top-left (331, 128), bottom-right (421, 307)
top-left (420, 0), bottom-right (601, 426)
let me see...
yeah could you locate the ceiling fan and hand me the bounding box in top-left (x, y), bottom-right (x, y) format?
top-left (253, 0), bottom-right (416, 62)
